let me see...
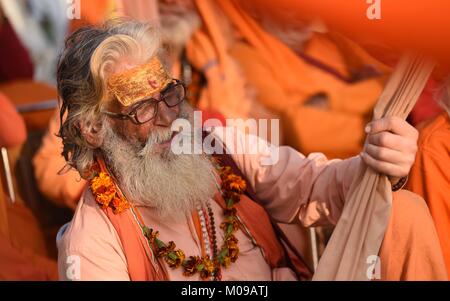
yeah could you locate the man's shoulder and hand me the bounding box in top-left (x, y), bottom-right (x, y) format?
top-left (58, 188), bottom-right (121, 254)
top-left (57, 188), bottom-right (129, 280)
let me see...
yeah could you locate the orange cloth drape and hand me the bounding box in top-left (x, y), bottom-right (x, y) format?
top-left (406, 112), bottom-right (450, 275)
top-left (251, 0), bottom-right (450, 74)
top-left (187, 0), bottom-right (255, 120)
top-left (378, 190), bottom-right (447, 280)
top-left (187, 0), bottom-right (390, 158)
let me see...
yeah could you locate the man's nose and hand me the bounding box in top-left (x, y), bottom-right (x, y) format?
top-left (154, 100), bottom-right (179, 127)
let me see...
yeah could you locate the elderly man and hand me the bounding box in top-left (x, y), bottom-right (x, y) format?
top-left (32, 0), bottom-right (203, 210)
top-left (57, 20), bottom-right (446, 281)
top-left (34, 0), bottom-right (388, 210)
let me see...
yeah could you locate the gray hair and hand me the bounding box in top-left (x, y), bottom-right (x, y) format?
top-left (57, 19), bottom-right (163, 178)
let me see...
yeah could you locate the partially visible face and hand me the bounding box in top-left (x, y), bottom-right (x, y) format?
top-left (158, 0), bottom-right (196, 16)
top-left (98, 57), bottom-right (218, 219)
top-left (157, 0), bottom-right (201, 55)
top-left (100, 96), bottom-right (216, 220)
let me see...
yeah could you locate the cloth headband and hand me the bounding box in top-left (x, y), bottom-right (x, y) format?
top-left (107, 57), bottom-right (172, 107)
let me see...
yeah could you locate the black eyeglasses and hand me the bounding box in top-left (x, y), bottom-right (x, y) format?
top-left (103, 79), bottom-right (186, 125)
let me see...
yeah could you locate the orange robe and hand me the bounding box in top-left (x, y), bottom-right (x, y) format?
top-left (406, 112), bottom-right (450, 276)
top-left (0, 234), bottom-right (57, 280)
top-left (0, 203), bottom-right (58, 280)
top-left (57, 128), bottom-right (447, 280)
top-left (187, 0), bottom-right (391, 159)
top-left (0, 188), bottom-right (57, 280)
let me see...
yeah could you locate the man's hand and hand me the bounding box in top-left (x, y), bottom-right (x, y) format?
top-left (361, 116), bottom-right (418, 178)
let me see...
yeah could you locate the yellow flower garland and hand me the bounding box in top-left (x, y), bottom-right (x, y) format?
top-left (90, 172), bottom-right (129, 214)
top-left (89, 163), bottom-right (246, 280)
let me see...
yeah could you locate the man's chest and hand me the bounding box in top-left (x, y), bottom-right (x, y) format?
top-left (137, 200), bottom-right (272, 281)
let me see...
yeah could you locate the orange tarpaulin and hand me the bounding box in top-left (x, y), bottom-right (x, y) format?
top-left (406, 112), bottom-right (450, 275)
top-left (249, 0), bottom-right (450, 74)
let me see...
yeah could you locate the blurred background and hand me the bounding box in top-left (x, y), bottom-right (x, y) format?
top-left (0, 0), bottom-right (448, 280)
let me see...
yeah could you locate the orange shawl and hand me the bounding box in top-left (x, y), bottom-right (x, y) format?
top-left (97, 154), bottom-right (312, 281)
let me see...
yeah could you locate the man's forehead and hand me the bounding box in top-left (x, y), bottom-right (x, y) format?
top-left (107, 57), bottom-right (171, 107)
top-left (109, 91), bottom-right (162, 114)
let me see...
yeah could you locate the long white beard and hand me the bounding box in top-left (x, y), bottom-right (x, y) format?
top-left (101, 108), bottom-right (218, 220)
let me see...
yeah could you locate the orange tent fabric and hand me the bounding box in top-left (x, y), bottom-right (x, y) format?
top-left (251, 0), bottom-right (450, 74)
top-left (406, 112), bottom-right (450, 275)
top-left (378, 190), bottom-right (447, 280)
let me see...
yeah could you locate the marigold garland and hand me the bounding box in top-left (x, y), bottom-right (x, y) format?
top-left (89, 163), bottom-right (246, 280)
top-left (90, 171), bottom-right (129, 214)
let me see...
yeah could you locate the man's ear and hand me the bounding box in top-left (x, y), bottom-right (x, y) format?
top-left (79, 120), bottom-right (104, 148)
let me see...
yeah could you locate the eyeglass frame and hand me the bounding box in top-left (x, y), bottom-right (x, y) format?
top-left (102, 79), bottom-right (186, 125)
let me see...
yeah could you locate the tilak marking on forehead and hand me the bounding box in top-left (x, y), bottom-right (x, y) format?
top-left (107, 57), bottom-right (172, 107)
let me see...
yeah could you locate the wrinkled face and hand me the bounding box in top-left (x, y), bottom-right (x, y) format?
top-left (97, 57), bottom-right (217, 218)
top-left (104, 59), bottom-right (182, 151)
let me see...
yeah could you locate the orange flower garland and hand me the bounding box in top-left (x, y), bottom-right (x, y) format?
top-left (90, 172), bottom-right (129, 214)
top-left (89, 163), bottom-right (247, 280)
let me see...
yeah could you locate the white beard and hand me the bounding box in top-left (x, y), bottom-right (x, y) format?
top-left (160, 8), bottom-right (201, 55)
top-left (101, 106), bottom-right (218, 220)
